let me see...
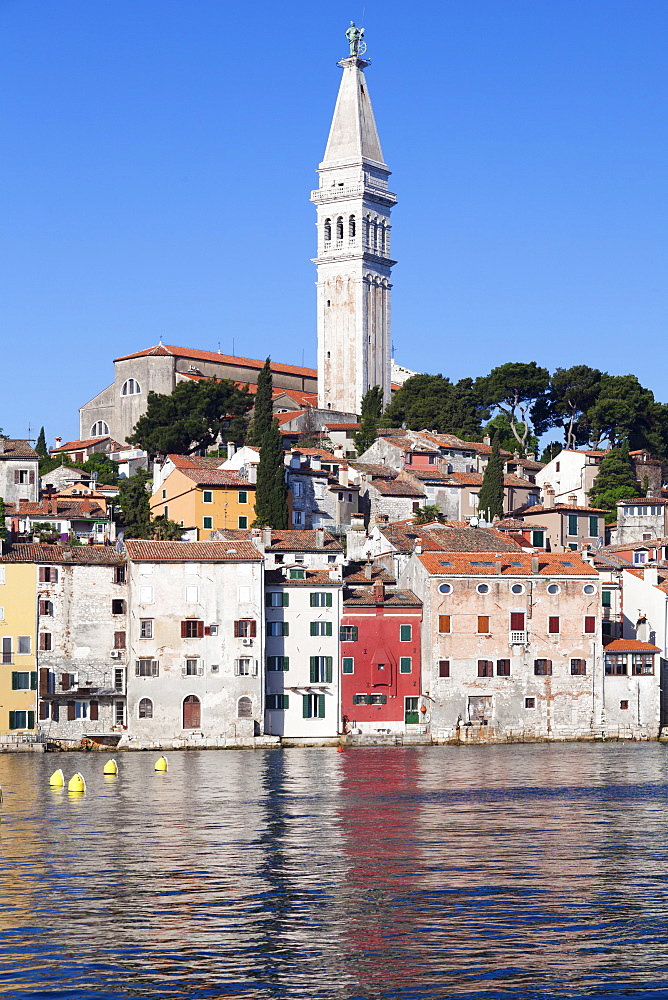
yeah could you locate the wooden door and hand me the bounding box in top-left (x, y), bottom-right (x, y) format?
top-left (183, 695), bottom-right (201, 729)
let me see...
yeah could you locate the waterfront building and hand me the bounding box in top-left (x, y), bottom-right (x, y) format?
top-left (0, 555), bottom-right (37, 739)
top-left (124, 540), bottom-right (265, 747)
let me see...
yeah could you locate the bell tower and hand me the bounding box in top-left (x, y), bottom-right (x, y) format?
top-left (311, 25), bottom-right (396, 416)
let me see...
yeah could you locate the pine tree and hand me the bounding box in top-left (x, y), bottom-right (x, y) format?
top-left (354, 385), bottom-right (383, 455)
top-left (249, 358), bottom-right (273, 447)
top-left (477, 432), bottom-right (505, 521)
top-left (589, 441), bottom-right (641, 523)
top-left (253, 418), bottom-right (288, 528)
top-left (0, 496), bottom-right (6, 541)
top-left (35, 426), bottom-right (48, 458)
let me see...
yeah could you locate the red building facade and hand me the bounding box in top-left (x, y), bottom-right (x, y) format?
top-left (340, 581), bottom-right (423, 734)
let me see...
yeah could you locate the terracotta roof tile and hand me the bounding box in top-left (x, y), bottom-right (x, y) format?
top-left (51, 436), bottom-right (120, 453)
top-left (617, 497), bottom-right (668, 506)
top-left (369, 479), bottom-right (426, 497)
top-left (0, 544), bottom-right (122, 564)
top-left (0, 440), bottom-right (38, 460)
top-left (343, 561), bottom-right (396, 584)
top-left (418, 552), bottom-right (598, 576)
top-left (124, 540), bottom-right (261, 561)
top-left (495, 518), bottom-right (548, 530)
top-left (177, 469), bottom-right (253, 488)
top-left (114, 344), bottom-right (317, 378)
top-left (378, 521), bottom-right (521, 554)
top-left (343, 588), bottom-right (422, 607)
top-left (265, 529), bottom-right (343, 552)
top-left (513, 503), bottom-right (607, 515)
top-left (8, 500), bottom-right (107, 518)
top-left (349, 462), bottom-right (398, 479)
top-left (167, 454), bottom-right (224, 470)
top-left (323, 423), bottom-right (360, 431)
top-left (265, 569), bottom-right (342, 587)
top-left (604, 639), bottom-right (661, 652)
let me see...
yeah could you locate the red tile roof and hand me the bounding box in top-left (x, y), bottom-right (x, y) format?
top-left (323, 423), bottom-right (360, 431)
top-left (349, 462), bottom-right (398, 479)
top-left (446, 472), bottom-right (535, 489)
top-left (378, 520), bottom-right (521, 554)
top-left (275, 410), bottom-right (307, 426)
top-left (177, 469), bottom-right (254, 488)
top-left (617, 498), bottom-right (668, 506)
top-left (418, 552), bottom-right (598, 576)
top-left (514, 503), bottom-right (607, 515)
top-left (343, 588), bottom-right (422, 607)
top-left (265, 569), bottom-right (342, 587)
top-left (368, 479), bottom-right (426, 497)
top-left (51, 436), bottom-right (121, 454)
top-left (8, 500), bottom-right (107, 518)
top-left (124, 540), bottom-right (261, 561)
top-left (265, 529), bottom-right (343, 552)
top-left (0, 544), bottom-right (122, 564)
top-left (0, 440), bottom-right (38, 460)
top-left (604, 639), bottom-right (661, 652)
top-left (167, 454), bottom-right (224, 470)
top-left (114, 344), bottom-right (317, 379)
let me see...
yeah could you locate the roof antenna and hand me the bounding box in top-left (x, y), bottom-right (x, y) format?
top-left (218, 341), bottom-right (221, 354)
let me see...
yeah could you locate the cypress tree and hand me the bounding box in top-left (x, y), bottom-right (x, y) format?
top-left (589, 441), bottom-right (641, 523)
top-left (35, 426), bottom-right (48, 458)
top-left (253, 418), bottom-right (288, 528)
top-left (250, 358), bottom-right (273, 446)
top-left (477, 432), bottom-right (505, 521)
top-left (0, 497), bottom-right (6, 541)
top-left (354, 385), bottom-right (383, 455)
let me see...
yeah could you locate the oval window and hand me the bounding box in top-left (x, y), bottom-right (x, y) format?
top-left (547, 583), bottom-right (561, 595)
top-left (583, 584), bottom-right (596, 595)
top-left (477, 583), bottom-right (490, 595)
top-left (438, 583), bottom-right (452, 595)
top-left (511, 583), bottom-right (525, 595)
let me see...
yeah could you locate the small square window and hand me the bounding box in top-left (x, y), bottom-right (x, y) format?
top-left (203, 491), bottom-right (213, 503)
top-left (202, 516), bottom-right (213, 530)
top-left (238, 491), bottom-right (248, 504)
top-left (438, 660), bottom-right (450, 678)
top-left (620, 700), bottom-right (629, 710)
top-left (238, 516), bottom-right (248, 529)
top-left (525, 697), bottom-right (536, 709)
top-left (400, 657), bottom-right (412, 674)
top-left (140, 619), bottom-right (153, 639)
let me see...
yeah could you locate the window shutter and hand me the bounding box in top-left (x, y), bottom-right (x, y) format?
top-left (310, 657), bottom-right (317, 683)
top-left (283, 622), bottom-right (289, 636)
top-left (61, 673), bottom-right (70, 690)
top-left (549, 616), bottom-right (560, 633)
top-left (547, 659), bottom-right (553, 673)
top-left (151, 660), bottom-right (159, 677)
top-left (310, 622), bottom-right (317, 636)
top-left (310, 593), bottom-right (316, 607)
top-left (318, 694), bottom-right (325, 718)
top-left (197, 621), bottom-right (204, 638)
top-left (52, 569), bottom-right (58, 583)
top-left (27, 711), bottom-right (35, 730)
top-left (250, 620), bottom-right (257, 638)
top-left (14, 471), bottom-right (20, 483)
top-left (181, 621), bottom-right (188, 638)
top-left (29, 470), bottom-right (35, 485)
top-left (282, 694), bottom-right (289, 709)
top-left (326, 593), bottom-right (332, 607)
top-left (439, 660), bottom-right (450, 677)
top-left (11, 672), bottom-right (18, 690)
top-left (325, 657), bottom-right (333, 683)
top-left (478, 616), bottom-right (489, 633)
top-left (584, 616), bottom-right (596, 634)
top-left (39, 668), bottom-right (49, 696)
top-left (282, 657), bottom-right (289, 671)
top-left (510, 612), bottom-right (524, 630)
top-left (282, 593), bottom-right (289, 607)
top-left (204, 626), bottom-right (210, 636)
top-left (30, 672), bottom-right (37, 690)
top-left (39, 702), bottom-right (48, 720)
top-left (234, 659), bottom-right (239, 676)
top-left (234, 620), bottom-right (240, 637)
top-left (302, 695), bottom-right (309, 718)
top-left (39, 567), bottom-right (46, 583)
top-left (438, 615), bottom-right (450, 633)
top-left (52, 702), bottom-right (59, 722)
top-left (198, 662), bottom-right (204, 676)
top-left (8, 711), bottom-right (15, 729)
top-left (89, 701), bottom-right (99, 721)
top-left (67, 701), bottom-right (75, 721)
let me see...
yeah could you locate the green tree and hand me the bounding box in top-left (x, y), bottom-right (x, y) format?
top-left (248, 358), bottom-right (273, 447)
top-left (483, 413), bottom-right (538, 457)
top-left (354, 385), bottom-right (383, 455)
top-left (532, 366), bottom-right (602, 448)
top-left (588, 441), bottom-right (641, 523)
top-left (540, 441), bottom-right (563, 464)
top-left (150, 515), bottom-right (185, 540)
top-left (412, 505), bottom-right (445, 525)
top-left (0, 496), bottom-right (6, 541)
top-left (586, 374), bottom-right (657, 450)
top-left (477, 432), bottom-right (505, 520)
top-left (381, 374), bottom-right (487, 438)
top-left (253, 419), bottom-right (288, 528)
top-left (475, 361), bottom-right (550, 454)
top-left (127, 379), bottom-right (253, 457)
top-left (116, 470), bottom-right (152, 538)
top-left (35, 426), bottom-right (48, 459)
top-left (82, 452), bottom-right (119, 484)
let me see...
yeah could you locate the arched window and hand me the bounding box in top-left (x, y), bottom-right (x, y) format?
top-left (121, 378), bottom-right (141, 396)
top-left (349, 215), bottom-right (356, 238)
top-left (138, 698), bottom-right (153, 719)
top-left (183, 694), bottom-right (201, 729)
top-left (336, 217), bottom-right (344, 240)
top-left (324, 218), bottom-right (331, 241)
top-left (370, 219), bottom-right (377, 249)
top-left (379, 225), bottom-right (385, 253)
top-left (237, 696), bottom-right (252, 718)
top-left (90, 421), bottom-right (109, 437)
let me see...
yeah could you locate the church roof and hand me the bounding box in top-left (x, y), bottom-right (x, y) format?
top-left (322, 58), bottom-right (385, 166)
top-left (113, 344), bottom-right (317, 379)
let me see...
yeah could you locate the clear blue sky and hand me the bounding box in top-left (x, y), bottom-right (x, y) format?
top-left (1, 0), bottom-right (667, 445)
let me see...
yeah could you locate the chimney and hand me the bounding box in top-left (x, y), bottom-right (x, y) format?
top-left (531, 555), bottom-right (539, 575)
top-left (415, 541), bottom-right (422, 554)
top-left (338, 466), bottom-right (349, 487)
top-left (50, 496), bottom-right (57, 515)
top-left (290, 451), bottom-right (301, 469)
top-left (315, 527), bottom-right (325, 548)
top-left (543, 484), bottom-right (555, 507)
top-left (483, 435), bottom-right (491, 446)
top-left (373, 579), bottom-right (385, 602)
top-left (311, 455), bottom-right (322, 472)
top-left (567, 494), bottom-right (578, 506)
top-left (227, 441), bottom-right (235, 461)
top-left (41, 498), bottom-right (48, 513)
top-left (54, 437), bottom-right (62, 449)
top-left (495, 558), bottom-right (502, 575)
top-left (334, 445), bottom-right (345, 459)
top-left (644, 566), bottom-right (659, 587)
top-left (364, 557), bottom-right (373, 580)
top-left (375, 514), bottom-right (389, 524)
top-left (246, 464), bottom-right (257, 485)
top-left (82, 496), bottom-right (91, 514)
top-left (262, 526), bottom-right (272, 548)
top-left (526, 452), bottom-right (535, 462)
top-left (250, 527), bottom-right (264, 553)
top-left (350, 513), bottom-right (365, 531)
top-left (0, 439), bottom-right (4, 455)
top-left (647, 486), bottom-right (655, 498)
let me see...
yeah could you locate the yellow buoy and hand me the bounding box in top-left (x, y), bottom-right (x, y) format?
top-left (103, 759), bottom-right (118, 776)
top-left (154, 756), bottom-right (168, 772)
top-left (67, 772), bottom-right (86, 793)
top-left (49, 768), bottom-right (65, 787)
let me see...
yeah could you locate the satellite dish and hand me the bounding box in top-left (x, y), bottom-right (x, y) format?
top-left (470, 517), bottom-right (479, 528)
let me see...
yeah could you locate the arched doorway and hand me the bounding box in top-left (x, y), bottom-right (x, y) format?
top-left (237, 696), bottom-right (252, 718)
top-left (183, 695), bottom-right (201, 729)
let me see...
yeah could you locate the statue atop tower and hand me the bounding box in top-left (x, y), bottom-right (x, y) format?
top-left (310, 27), bottom-right (396, 416)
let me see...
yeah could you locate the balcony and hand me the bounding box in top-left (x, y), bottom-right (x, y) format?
top-left (509, 631), bottom-right (528, 645)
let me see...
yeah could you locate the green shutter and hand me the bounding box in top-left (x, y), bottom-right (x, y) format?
top-left (318, 694), bottom-right (325, 718)
top-left (282, 694), bottom-right (289, 709)
top-left (380, 695), bottom-right (387, 705)
top-left (400, 624), bottom-right (411, 641)
top-left (282, 656), bottom-right (289, 671)
top-left (27, 711), bottom-right (34, 729)
top-left (325, 657), bottom-right (333, 682)
top-left (11, 672), bottom-right (18, 691)
top-left (342, 657), bottom-right (353, 674)
top-left (283, 622), bottom-right (289, 636)
top-left (400, 657), bottom-right (411, 673)
top-left (283, 593), bottom-right (289, 607)
top-left (302, 695), bottom-right (309, 718)
top-left (310, 593), bottom-right (316, 607)
top-left (589, 516), bottom-right (598, 537)
top-left (325, 622), bottom-right (332, 636)
top-left (310, 657), bottom-right (318, 683)
top-left (568, 514), bottom-right (578, 536)
top-left (326, 593), bottom-right (332, 607)
top-left (602, 591), bottom-right (611, 608)
top-left (8, 711), bottom-right (15, 730)
top-left (31, 672), bottom-right (37, 690)
top-left (310, 622), bottom-right (317, 636)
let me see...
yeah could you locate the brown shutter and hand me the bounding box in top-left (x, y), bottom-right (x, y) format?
top-left (477, 616), bottom-right (489, 633)
top-left (549, 616), bottom-right (560, 633)
top-left (89, 701), bottom-right (99, 721)
top-left (61, 672), bottom-right (70, 690)
top-left (234, 620), bottom-right (240, 637)
top-left (438, 614), bottom-right (450, 633)
top-left (52, 702), bottom-right (59, 722)
top-left (114, 631), bottom-right (126, 649)
top-left (39, 567), bottom-right (46, 583)
top-left (14, 471), bottom-right (19, 484)
top-left (39, 668), bottom-right (49, 696)
top-left (204, 626), bottom-right (211, 636)
top-left (584, 616), bottom-right (596, 634)
top-left (510, 612), bottom-right (524, 630)
top-left (51, 569), bottom-right (58, 583)
top-left (67, 701), bottom-right (75, 720)
top-left (29, 470), bottom-right (35, 485)
top-left (197, 621), bottom-right (204, 638)
top-left (181, 621), bottom-right (188, 638)
top-left (250, 620), bottom-right (257, 638)
top-left (39, 702), bottom-right (48, 720)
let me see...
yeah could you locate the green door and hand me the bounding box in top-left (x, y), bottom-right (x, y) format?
top-left (405, 697), bottom-right (419, 724)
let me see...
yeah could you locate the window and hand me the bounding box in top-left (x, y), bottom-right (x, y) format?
top-left (181, 620), bottom-right (204, 639)
top-left (478, 660), bottom-right (493, 677)
top-left (234, 619), bottom-right (257, 638)
top-left (567, 514), bottom-right (578, 536)
top-left (589, 516), bottom-right (599, 538)
top-left (289, 569), bottom-right (305, 580)
top-left (267, 656), bottom-right (289, 671)
top-left (11, 672), bottom-right (36, 690)
top-left (525, 697), bottom-right (536, 709)
top-left (476, 583), bottom-right (490, 595)
top-left (235, 658), bottom-right (255, 676)
top-left (39, 633), bottom-right (52, 651)
top-left (38, 567), bottom-right (58, 584)
top-left (238, 491), bottom-right (248, 504)
top-left (438, 660), bottom-right (450, 677)
top-left (121, 378), bottom-right (141, 395)
top-left (602, 591), bottom-right (611, 608)
top-left (353, 694), bottom-right (369, 706)
top-left (17, 635), bottom-right (31, 655)
top-left (438, 583), bottom-right (452, 595)
top-left (620, 700), bottom-right (629, 710)
top-left (369, 694), bottom-right (387, 705)
top-left (202, 517), bottom-right (213, 530)
top-left (438, 615), bottom-right (450, 633)
top-left (113, 631), bottom-right (126, 649)
top-left (583, 584), bottom-right (596, 596)
top-left (534, 659), bottom-right (552, 676)
top-left (238, 516), bottom-right (248, 529)
top-left (292, 511), bottom-right (304, 527)
top-left (497, 659), bottom-right (511, 676)
top-left (324, 218), bottom-right (331, 241)
top-left (114, 566), bottom-right (126, 584)
top-left (267, 592), bottom-right (289, 607)
top-left (140, 619), bottom-right (153, 639)
top-left (303, 693), bottom-right (326, 718)
top-left (90, 421), bottom-right (109, 437)
top-left (139, 586), bottom-right (154, 604)
top-left (634, 551), bottom-right (647, 565)
top-left (510, 612), bottom-right (525, 631)
top-left (632, 655), bottom-right (654, 675)
top-left (400, 624), bottom-right (412, 642)
top-left (342, 657), bottom-right (354, 674)
top-left (548, 616), bottom-right (560, 634)
top-left (309, 657), bottom-right (333, 682)
top-left (8, 711), bottom-right (34, 730)
top-left (162, 490), bottom-right (167, 500)
top-left (336, 216), bottom-right (344, 240)
top-left (571, 659), bottom-right (587, 675)
top-left (135, 659), bottom-right (159, 676)
top-left (400, 657), bottom-right (412, 674)
top-left (532, 530), bottom-right (544, 547)
top-left (584, 616), bottom-right (596, 634)
top-left (605, 655), bottom-right (627, 675)
top-left (340, 626), bottom-right (358, 641)
top-left (111, 599), bottom-right (125, 615)
top-left (267, 621), bottom-right (288, 637)
top-left (203, 491), bottom-right (213, 503)
top-left (2, 637), bottom-right (12, 664)
top-left (310, 593), bottom-right (333, 607)
top-left (138, 698), bottom-right (153, 719)
top-left (211, 663), bottom-right (219, 672)
top-left (266, 694), bottom-right (289, 710)
top-left (114, 669), bottom-right (124, 691)
top-left (293, 482), bottom-right (302, 498)
top-left (510, 584), bottom-right (525, 595)
top-left (310, 621), bottom-right (333, 636)
top-left (184, 658), bottom-right (202, 676)
top-left (477, 616), bottom-right (490, 634)
top-left (163, 506), bottom-right (169, 518)
top-left (546, 584), bottom-right (560, 595)
top-left (349, 214), bottom-right (356, 238)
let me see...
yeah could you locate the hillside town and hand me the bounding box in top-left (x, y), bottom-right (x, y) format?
top-left (2, 26), bottom-right (667, 751)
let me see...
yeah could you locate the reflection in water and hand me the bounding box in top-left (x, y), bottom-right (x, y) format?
top-left (2, 745), bottom-right (668, 997)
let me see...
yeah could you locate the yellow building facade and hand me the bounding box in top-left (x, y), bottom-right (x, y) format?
top-left (0, 561), bottom-right (37, 736)
top-left (149, 468), bottom-right (256, 540)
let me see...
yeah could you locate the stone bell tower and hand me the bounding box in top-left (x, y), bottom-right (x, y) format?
top-left (311, 25), bottom-right (396, 416)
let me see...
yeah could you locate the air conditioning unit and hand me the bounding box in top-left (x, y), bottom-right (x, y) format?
top-left (110, 649), bottom-right (122, 658)
top-left (241, 637), bottom-right (253, 646)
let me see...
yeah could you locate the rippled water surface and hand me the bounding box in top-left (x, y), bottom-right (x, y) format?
top-left (3, 744), bottom-right (668, 998)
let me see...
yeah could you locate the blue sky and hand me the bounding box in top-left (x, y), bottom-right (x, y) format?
top-left (1, 0), bottom-right (667, 445)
